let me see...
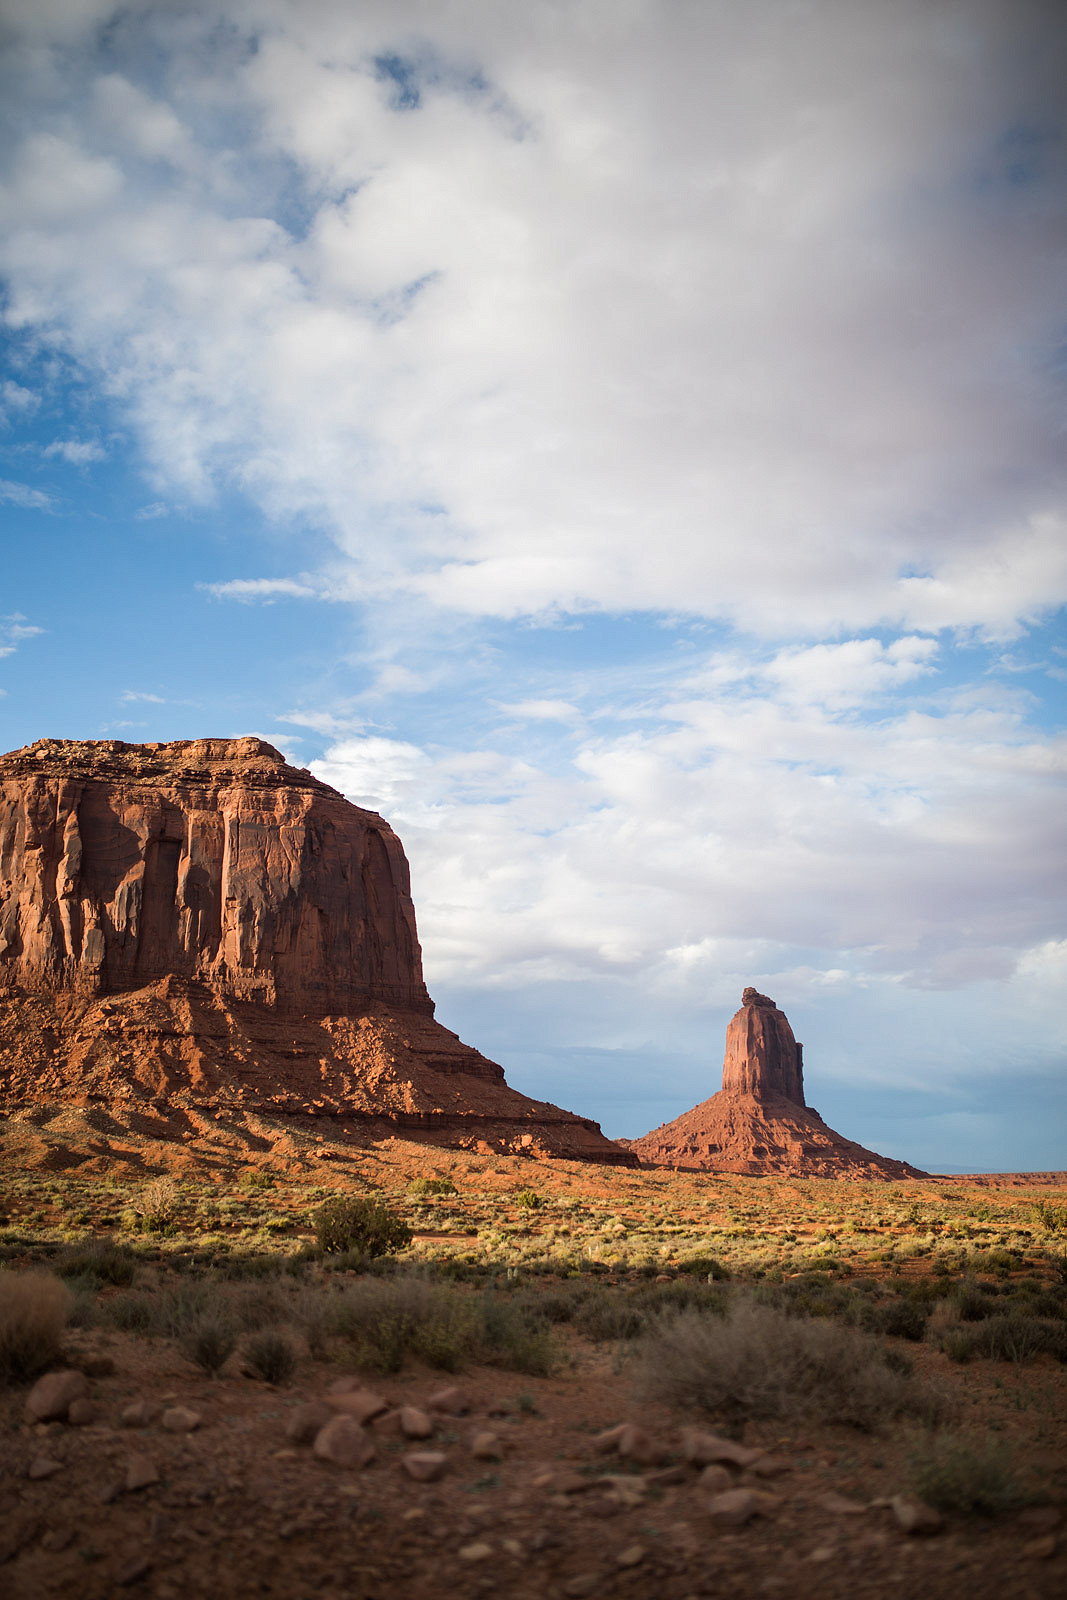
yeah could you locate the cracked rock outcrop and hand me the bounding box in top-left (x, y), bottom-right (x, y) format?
top-left (0, 738), bottom-right (634, 1164)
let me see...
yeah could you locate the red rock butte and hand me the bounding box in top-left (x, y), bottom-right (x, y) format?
top-left (0, 737), bottom-right (634, 1164)
top-left (629, 987), bottom-right (925, 1178)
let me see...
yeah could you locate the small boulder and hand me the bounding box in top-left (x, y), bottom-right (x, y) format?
top-left (616, 1424), bottom-right (660, 1464)
top-left (470, 1430), bottom-right (503, 1461)
top-left (285, 1401), bottom-right (334, 1445)
top-left (120, 1400), bottom-right (159, 1429)
top-left (1022, 1535), bottom-right (1059, 1560)
top-left (66, 1398), bottom-right (99, 1427)
top-left (313, 1416), bottom-right (376, 1469)
top-left (458, 1541), bottom-right (492, 1562)
top-left (27, 1455), bottom-right (64, 1480)
top-left (890, 1495), bottom-right (943, 1536)
top-left (817, 1492), bottom-right (868, 1516)
top-left (681, 1428), bottom-right (762, 1468)
top-left (706, 1489), bottom-right (762, 1526)
top-left (427, 1386), bottom-right (470, 1416)
top-left (402, 1451), bottom-right (447, 1482)
top-left (24, 1370), bottom-right (88, 1424)
top-left (399, 1406), bottom-right (434, 1440)
top-left (749, 1454), bottom-right (791, 1477)
top-left (592, 1424), bottom-right (628, 1455)
top-left (125, 1454), bottom-right (160, 1492)
top-left (327, 1389), bottom-right (388, 1425)
top-left (698, 1464), bottom-right (733, 1494)
top-left (161, 1407), bottom-right (200, 1433)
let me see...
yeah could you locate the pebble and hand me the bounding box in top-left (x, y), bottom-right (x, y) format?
top-left (125, 1454), bottom-right (160, 1492)
top-left (27, 1455), bottom-right (64, 1480)
top-left (616, 1423), bottom-right (661, 1464)
top-left (617, 1545), bottom-right (645, 1567)
top-left (749, 1455), bottom-right (791, 1477)
top-left (561, 1574), bottom-right (602, 1598)
top-left (458, 1541), bottom-right (493, 1562)
top-left (698, 1464), bottom-right (733, 1494)
top-left (66, 1398), bottom-right (99, 1426)
top-left (470, 1430), bottom-right (503, 1460)
top-left (1018, 1508), bottom-right (1062, 1530)
top-left (592, 1423), bottom-right (628, 1454)
top-left (24, 1370), bottom-right (88, 1424)
top-left (817, 1493), bottom-right (868, 1516)
top-left (1021, 1535), bottom-right (1058, 1560)
top-left (161, 1406), bottom-right (200, 1433)
top-left (313, 1416), bottom-right (376, 1468)
top-left (890, 1496), bottom-right (943, 1536)
top-left (808, 1545), bottom-right (836, 1563)
top-left (402, 1451), bottom-right (447, 1482)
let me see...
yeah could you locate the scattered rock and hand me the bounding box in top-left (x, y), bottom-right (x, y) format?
top-left (66, 1397), bottom-right (99, 1426)
top-left (428, 1386), bottom-right (470, 1416)
top-left (125, 1455), bottom-right (160, 1493)
top-left (617, 1545), bottom-right (645, 1567)
top-left (40, 1528), bottom-right (75, 1553)
top-left (561, 1573), bottom-right (602, 1598)
top-left (890, 1496), bottom-right (943, 1536)
top-left (458, 1542), bottom-right (493, 1562)
top-left (27, 1455), bottom-right (64, 1480)
top-left (24, 1370), bottom-right (88, 1423)
top-left (120, 1400), bottom-right (159, 1429)
top-left (470, 1430), bottom-right (503, 1460)
top-left (402, 1451), bottom-right (447, 1482)
top-left (313, 1416), bottom-right (376, 1469)
top-left (1022, 1535), bottom-right (1058, 1560)
top-left (682, 1429), bottom-right (762, 1468)
top-left (698, 1464), bottom-right (733, 1494)
top-left (592, 1424), bottom-right (628, 1454)
top-left (78, 1354), bottom-right (116, 1378)
top-left (808, 1545), bottom-right (837, 1563)
top-left (706, 1489), bottom-right (763, 1526)
top-left (327, 1389), bottom-right (388, 1425)
top-left (161, 1406), bottom-right (200, 1433)
top-left (285, 1401), bottom-right (334, 1444)
top-left (749, 1454), bottom-right (791, 1477)
top-left (399, 1406), bottom-right (434, 1440)
top-left (616, 1424), bottom-right (661, 1464)
top-left (644, 1464), bottom-right (688, 1487)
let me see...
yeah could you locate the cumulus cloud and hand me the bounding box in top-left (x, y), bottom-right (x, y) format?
top-left (0, 1), bottom-right (1062, 638)
top-left (42, 437), bottom-right (105, 463)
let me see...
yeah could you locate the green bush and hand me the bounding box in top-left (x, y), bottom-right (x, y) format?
top-left (313, 1196), bottom-right (412, 1258)
top-left (239, 1170), bottom-right (276, 1190)
top-left (0, 1270), bottom-right (73, 1383)
top-left (243, 1329), bottom-right (297, 1384)
top-left (408, 1177), bottom-right (458, 1196)
top-left (55, 1238), bottom-right (137, 1288)
top-left (908, 1429), bottom-right (1028, 1515)
top-left (179, 1314), bottom-right (237, 1377)
top-left (514, 1189), bottom-right (542, 1211)
top-left (1033, 1201), bottom-right (1067, 1235)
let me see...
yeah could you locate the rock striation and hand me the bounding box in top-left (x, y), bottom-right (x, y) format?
top-left (629, 988), bottom-right (924, 1178)
top-left (0, 738), bottom-right (634, 1164)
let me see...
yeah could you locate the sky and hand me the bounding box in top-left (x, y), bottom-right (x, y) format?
top-left (0, 0), bottom-right (1064, 1173)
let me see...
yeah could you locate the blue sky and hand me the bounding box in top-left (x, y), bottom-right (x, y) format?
top-left (1, 0), bottom-right (1065, 1171)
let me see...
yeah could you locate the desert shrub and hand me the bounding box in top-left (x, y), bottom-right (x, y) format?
top-left (243, 1329), bottom-right (297, 1384)
top-left (954, 1276), bottom-right (998, 1322)
top-left (55, 1237), bottom-right (137, 1288)
top-left (862, 1298), bottom-right (929, 1342)
top-left (328, 1274), bottom-right (478, 1373)
top-left (678, 1255), bottom-right (730, 1281)
top-left (574, 1293), bottom-right (647, 1343)
top-left (945, 1312), bottom-right (1065, 1364)
top-left (239, 1170), bottom-right (276, 1190)
top-left (476, 1292), bottom-right (555, 1376)
top-left (408, 1177), bottom-right (458, 1196)
top-left (313, 1196), bottom-right (412, 1258)
top-left (514, 1189), bottom-right (542, 1210)
top-left (132, 1176), bottom-right (181, 1234)
top-left (179, 1314), bottom-right (237, 1377)
top-left (908, 1429), bottom-right (1028, 1515)
top-left (1033, 1201), bottom-right (1067, 1235)
top-left (0, 1270), bottom-right (73, 1383)
top-left (232, 1283), bottom-right (290, 1332)
top-left (104, 1290), bottom-right (159, 1335)
top-left (635, 1296), bottom-right (947, 1429)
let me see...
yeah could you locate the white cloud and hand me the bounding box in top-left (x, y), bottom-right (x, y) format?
top-left (0, 380), bottom-right (37, 420)
top-left (119, 690), bottom-right (164, 703)
top-left (497, 699), bottom-right (583, 724)
top-left (0, 1), bottom-right (1062, 638)
top-left (0, 613), bottom-right (44, 660)
top-left (42, 437), bottom-right (105, 463)
top-left (200, 576), bottom-right (320, 603)
top-left (0, 479), bottom-right (53, 510)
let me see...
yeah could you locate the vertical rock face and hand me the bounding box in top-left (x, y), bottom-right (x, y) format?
top-left (721, 987), bottom-right (805, 1103)
top-left (0, 737), bottom-right (430, 1016)
top-left (628, 986), bottom-right (925, 1178)
top-left (0, 737), bottom-right (636, 1164)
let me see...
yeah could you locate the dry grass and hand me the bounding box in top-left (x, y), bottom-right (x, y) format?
top-left (907, 1428), bottom-right (1031, 1514)
top-left (0, 1268), bottom-right (74, 1382)
top-left (635, 1295), bottom-right (949, 1428)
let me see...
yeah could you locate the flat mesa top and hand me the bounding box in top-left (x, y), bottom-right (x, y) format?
top-left (0, 737), bottom-right (338, 795)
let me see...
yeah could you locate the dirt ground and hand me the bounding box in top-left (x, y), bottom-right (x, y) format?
top-left (2, 1311), bottom-right (1065, 1600)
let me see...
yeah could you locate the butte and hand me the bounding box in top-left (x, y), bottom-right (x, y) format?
top-left (629, 987), bottom-right (925, 1178)
top-left (0, 737), bottom-right (635, 1165)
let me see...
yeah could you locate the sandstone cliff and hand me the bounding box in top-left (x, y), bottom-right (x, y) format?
top-left (0, 738), bottom-right (634, 1165)
top-left (630, 988), bottom-right (924, 1178)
